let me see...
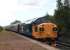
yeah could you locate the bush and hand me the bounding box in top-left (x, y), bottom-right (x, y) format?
top-left (0, 26), bottom-right (3, 32)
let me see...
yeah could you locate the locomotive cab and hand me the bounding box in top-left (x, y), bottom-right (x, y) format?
top-left (32, 23), bottom-right (58, 39)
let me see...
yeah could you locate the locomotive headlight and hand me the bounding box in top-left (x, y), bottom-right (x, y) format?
top-left (53, 27), bottom-right (58, 32)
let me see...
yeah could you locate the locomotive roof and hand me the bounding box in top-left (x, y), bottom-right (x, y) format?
top-left (31, 16), bottom-right (48, 25)
top-left (24, 18), bottom-right (38, 24)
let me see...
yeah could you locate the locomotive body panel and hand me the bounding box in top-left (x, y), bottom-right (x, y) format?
top-left (18, 24), bottom-right (32, 36)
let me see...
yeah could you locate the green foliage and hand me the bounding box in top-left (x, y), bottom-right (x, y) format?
top-left (54, 0), bottom-right (70, 33)
top-left (57, 0), bottom-right (63, 10)
top-left (44, 14), bottom-right (55, 22)
top-left (54, 0), bottom-right (64, 26)
top-left (44, 14), bottom-right (50, 19)
top-left (64, 0), bottom-right (70, 7)
top-left (0, 26), bottom-right (3, 32)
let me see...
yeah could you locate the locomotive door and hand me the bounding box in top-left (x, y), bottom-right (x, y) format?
top-left (20, 24), bottom-right (25, 33)
top-left (17, 24), bottom-right (24, 33)
top-left (21, 25), bottom-right (24, 33)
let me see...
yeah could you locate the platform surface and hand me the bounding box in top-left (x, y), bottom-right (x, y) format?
top-left (0, 30), bottom-right (59, 50)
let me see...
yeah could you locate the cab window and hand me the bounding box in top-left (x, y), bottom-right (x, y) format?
top-left (39, 27), bottom-right (44, 32)
top-left (35, 26), bottom-right (38, 32)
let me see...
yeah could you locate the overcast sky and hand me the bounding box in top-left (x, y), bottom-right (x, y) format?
top-left (0, 0), bottom-right (57, 26)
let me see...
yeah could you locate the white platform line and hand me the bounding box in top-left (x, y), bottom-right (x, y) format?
top-left (15, 33), bottom-right (60, 50)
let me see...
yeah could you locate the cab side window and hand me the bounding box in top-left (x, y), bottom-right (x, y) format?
top-left (35, 26), bottom-right (38, 32)
top-left (39, 27), bottom-right (44, 32)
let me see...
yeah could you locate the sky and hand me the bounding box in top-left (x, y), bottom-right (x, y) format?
top-left (0, 0), bottom-right (57, 26)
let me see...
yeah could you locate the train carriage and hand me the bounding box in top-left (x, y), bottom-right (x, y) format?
top-left (18, 23), bottom-right (32, 37)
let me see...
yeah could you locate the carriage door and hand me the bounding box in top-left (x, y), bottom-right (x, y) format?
top-left (21, 25), bottom-right (24, 33)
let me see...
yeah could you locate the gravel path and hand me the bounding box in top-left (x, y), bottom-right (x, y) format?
top-left (0, 31), bottom-right (47, 50)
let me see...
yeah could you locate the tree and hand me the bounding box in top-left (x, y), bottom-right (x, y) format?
top-left (43, 13), bottom-right (56, 23)
top-left (44, 14), bottom-right (50, 20)
top-left (54, 0), bottom-right (64, 29)
top-left (57, 0), bottom-right (63, 10)
top-left (64, 0), bottom-right (70, 7)
top-left (63, 0), bottom-right (70, 29)
top-left (54, 0), bottom-right (70, 33)
top-left (0, 26), bottom-right (3, 32)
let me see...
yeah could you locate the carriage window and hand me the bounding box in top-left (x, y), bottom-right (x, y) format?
top-left (35, 26), bottom-right (38, 32)
top-left (39, 27), bottom-right (44, 32)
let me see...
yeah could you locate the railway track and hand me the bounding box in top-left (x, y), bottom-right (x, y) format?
top-left (56, 41), bottom-right (70, 48)
top-left (43, 41), bottom-right (70, 50)
top-left (56, 42), bottom-right (70, 50)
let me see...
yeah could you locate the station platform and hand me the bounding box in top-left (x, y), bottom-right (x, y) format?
top-left (0, 30), bottom-right (59, 50)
